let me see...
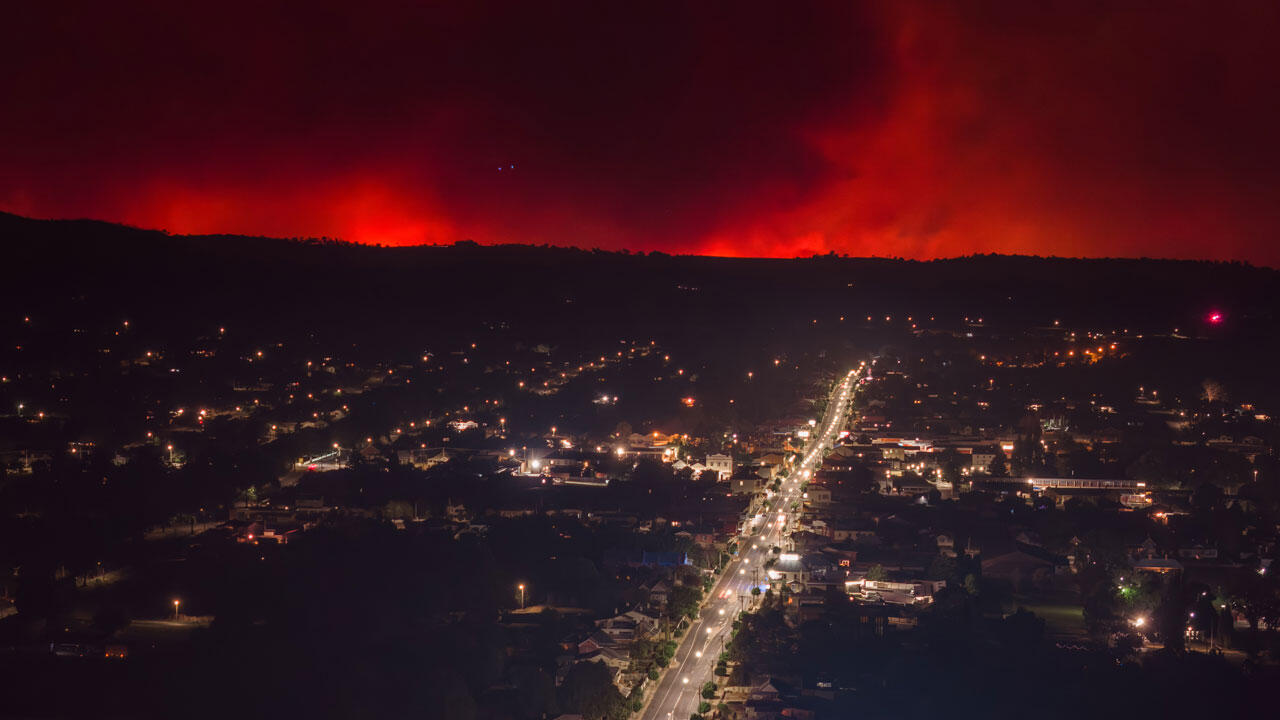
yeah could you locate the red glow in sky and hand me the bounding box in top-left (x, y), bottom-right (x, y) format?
top-left (3, 1), bottom-right (1279, 264)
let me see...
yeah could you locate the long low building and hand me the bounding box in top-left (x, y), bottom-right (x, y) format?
top-left (1022, 477), bottom-right (1147, 491)
top-left (972, 477), bottom-right (1154, 508)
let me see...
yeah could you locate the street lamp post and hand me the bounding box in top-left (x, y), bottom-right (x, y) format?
top-left (518, 583), bottom-right (526, 610)
top-left (173, 598), bottom-right (180, 620)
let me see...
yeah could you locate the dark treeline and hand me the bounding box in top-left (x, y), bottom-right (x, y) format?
top-left (5, 211), bottom-right (1278, 357)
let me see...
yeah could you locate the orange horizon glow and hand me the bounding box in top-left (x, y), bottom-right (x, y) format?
top-left (3, 1), bottom-right (1279, 266)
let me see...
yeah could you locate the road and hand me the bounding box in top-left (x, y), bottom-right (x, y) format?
top-left (640, 366), bottom-right (863, 720)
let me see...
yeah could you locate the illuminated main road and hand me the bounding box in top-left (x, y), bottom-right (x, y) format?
top-left (640, 364), bottom-right (864, 720)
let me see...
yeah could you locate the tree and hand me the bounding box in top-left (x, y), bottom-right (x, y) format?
top-left (92, 605), bottom-right (130, 636)
top-left (1154, 595), bottom-right (1187, 655)
top-left (383, 499), bottom-right (414, 519)
top-left (420, 670), bottom-right (479, 720)
top-left (511, 665), bottom-right (557, 719)
top-left (988, 448), bottom-right (1009, 478)
top-left (655, 640), bottom-right (677, 668)
top-left (926, 554), bottom-right (957, 581)
top-left (866, 564), bottom-right (889, 582)
top-left (14, 564), bottom-right (69, 620)
top-left (1191, 482), bottom-right (1224, 513)
top-left (1114, 631), bottom-right (1144, 659)
top-left (996, 608), bottom-right (1045, 654)
top-left (668, 585), bottom-right (702, 620)
top-left (629, 637), bottom-right (657, 669)
top-left (559, 661), bottom-right (627, 720)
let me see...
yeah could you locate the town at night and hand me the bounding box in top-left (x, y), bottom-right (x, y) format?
top-left (3, 2), bottom-right (1280, 719)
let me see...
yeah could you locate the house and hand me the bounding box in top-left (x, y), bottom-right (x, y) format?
top-left (758, 452), bottom-right (788, 467)
top-left (739, 677), bottom-right (803, 719)
top-left (595, 610), bottom-right (660, 646)
top-left (398, 447), bottom-right (451, 469)
top-left (828, 518), bottom-right (878, 543)
top-left (681, 526), bottom-right (718, 548)
top-left (1177, 545), bottom-right (1219, 561)
top-left (642, 551), bottom-right (688, 567)
top-left (579, 645), bottom-right (630, 672)
top-left (848, 577), bottom-right (946, 605)
top-left (970, 449), bottom-right (996, 473)
top-left (706, 453), bottom-right (734, 480)
top-left (802, 487), bottom-right (832, 505)
top-left (879, 445), bottom-right (907, 462)
top-left (981, 548), bottom-right (1067, 590)
top-left (767, 553), bottom-right (808, 587)
top-left (732, 474), bottom-right (757, 497)
top-left (788, 531), bottom-right (829, 554)
top-left (603, 549), bottom-right (687, 568)
top-left (444, 502), bottom-right (468, 523)
top-left (935, 534), bottom-right (956, 557)
top-left (542, 448), bottom-right (608, 472)
top-left (767, 553), bottom-right (831, 589)
top-left (646, 580), bottom-right (670, 608)
top-left (753, 463), bottom-right (782, 481)
top-left (1132, 558), bottom-right (1183, 574)
top-left (750, 677), bottom-right (786, 702)
top-left (574, 651), bottom-right (629, 692)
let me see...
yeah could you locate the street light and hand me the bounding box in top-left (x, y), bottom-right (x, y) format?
top-left (173, 598), bottom-right (180, 619)
top-left (517, 583), bottom-right (526, 609)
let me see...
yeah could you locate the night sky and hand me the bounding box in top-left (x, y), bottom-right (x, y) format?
top-left (3, 1), bottom-right (1278, 263)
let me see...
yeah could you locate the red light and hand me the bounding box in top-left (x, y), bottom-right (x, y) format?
top-left (1208, 312), bottom-right (1223, 324)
